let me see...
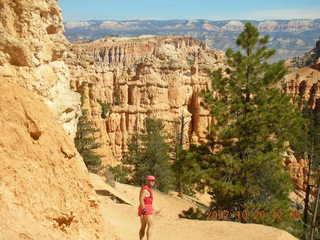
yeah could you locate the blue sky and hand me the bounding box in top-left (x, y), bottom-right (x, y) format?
top-left (60, 0), bottom-right (320, 22)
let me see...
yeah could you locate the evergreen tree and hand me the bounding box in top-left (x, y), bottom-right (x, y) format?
top-left (75, 109), bottom-right (103, 172)
top-left (171, 117), bottom-right (201, 197)
top-left (292, 102), bottom-right (320, 239)
top-left (195, 23), bottom-right (305, 230)
top-left (123, 117), bottom-right (175, 193)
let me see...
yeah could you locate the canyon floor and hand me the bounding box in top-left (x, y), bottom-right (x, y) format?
top-left (89, 173), bottom-right (298, 240)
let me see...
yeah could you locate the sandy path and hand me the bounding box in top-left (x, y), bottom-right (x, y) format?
top-left (90, 174), bottom-right (298, 240)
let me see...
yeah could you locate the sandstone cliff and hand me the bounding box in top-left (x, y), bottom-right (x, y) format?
top-left (0, 81), bottom-right (110, 239)
top-left (0, 0), bottom-right (80, 136)
top-left (66, 35), bottom-right (226, 165)
top-left (0, 0), bottom-right (112, 239)
top-left (284, 62), bottom-right (320, 110)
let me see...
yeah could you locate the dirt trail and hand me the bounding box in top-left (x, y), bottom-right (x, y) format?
top-left (89, 174), bottom-right (298, 240)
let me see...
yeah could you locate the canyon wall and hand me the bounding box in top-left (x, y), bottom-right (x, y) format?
top-left (284, 62), bottom-right (320, 110)
top-left (67, 35), bottom-right (317, 195)
top-left (0, 0), bottom-right (112, 239)
top-left (0, 0), bottom-right (80, 136)
top-left (283, 61), bottom-right (320, 193)
top-left (66, 36), bottom-right (226, 165)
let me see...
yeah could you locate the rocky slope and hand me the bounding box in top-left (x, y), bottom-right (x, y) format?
top-left (64, 19), bottom-right (320, 61)
top-left (66, 35), bottom-right (226, 165)
top-left (0, 0), bottom-right (111, 239)
top-left (0, 81), bottom-right (110, 240)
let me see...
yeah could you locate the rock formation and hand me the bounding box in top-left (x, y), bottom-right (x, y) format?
top-left (0, 81), bottom-right (109, 239)
top-left (0, 0), bottom-right (111, 239)
top-left (66, 33), bottom-right (312, 194)
top-left (284, 62), bottom-right (320, 111)
top-left (0, 0), bottom-right (80, 136)
top-left (66, 35), bottom-right (226, 165)
top-left (66, 33), bottom-right (318, 198)
top-left (283, 61), bottom-right (320, 193)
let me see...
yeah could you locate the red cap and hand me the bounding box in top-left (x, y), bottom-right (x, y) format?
top-left (146, 175), bottom-right (156, 181)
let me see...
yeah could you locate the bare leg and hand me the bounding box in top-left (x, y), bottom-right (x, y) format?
top-left (146, 215), bottom-right (153, 240)
top-left (139, 216), bottom-right (147, 240)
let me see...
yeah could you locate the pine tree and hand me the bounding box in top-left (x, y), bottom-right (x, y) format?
top-left (292, 102), bottom-right (320, 239)
top-left (123, 117), bottom-right (175, 193)
top-left (74, 109), bottom-right (103, 172)
top-left (195, 23), bottom-right (305, 229)
top-left (171, 116), bottom-right (201, 197)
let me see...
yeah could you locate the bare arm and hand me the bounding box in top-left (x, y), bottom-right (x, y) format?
top-left (139, 188), bottom-right (147, 208)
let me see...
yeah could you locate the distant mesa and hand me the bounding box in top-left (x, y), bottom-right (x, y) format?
top-left (64, 19), bottom-right (320, 61)
top-left (65, 21), bottom-right (92, 28)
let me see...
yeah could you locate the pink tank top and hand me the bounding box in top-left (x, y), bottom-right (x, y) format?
top-left (142, 185), bottom-right (153, 205)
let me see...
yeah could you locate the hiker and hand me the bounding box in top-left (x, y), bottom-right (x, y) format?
top-left (138, 175), bottom-right (156, 240)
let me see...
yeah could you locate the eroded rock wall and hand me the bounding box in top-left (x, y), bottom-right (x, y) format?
top-left (283, 62), bottom-right (320, 193)
top-left (0, 0), bottom-right (80, 136)
top-left (284, 62), bottom-right (320, 111)
top-left (66, 36), bottom-right (226, 165)
top-left (67, 34), bottom-right (316, 195)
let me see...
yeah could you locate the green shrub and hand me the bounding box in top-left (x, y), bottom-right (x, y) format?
top-left (97, 100), bottom-right (110, 119)
top-left (179, 207), bottom-right (207, 220)
top-left (108, 165), bottom-right (132, 184)
top-left (74, 109), bottom-right (103, 172)
top-left (123, 118), bottom-right (175, 193)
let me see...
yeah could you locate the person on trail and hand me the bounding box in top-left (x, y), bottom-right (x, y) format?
top-left (138, 175), bottom-right (156, 240)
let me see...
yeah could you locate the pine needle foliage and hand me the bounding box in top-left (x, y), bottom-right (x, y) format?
top-left (75, 109), bottom-right (103, 171)
top-left (123, 117), bottom-right (175, 193)
top-left (292, 102), bottom-right (320, 238)
top-left (97, 99), bottom-right (110, 119)
top-left (170, 118), bottom-right (202, 196)
top-left (194, 23), bottom-right (305, 230)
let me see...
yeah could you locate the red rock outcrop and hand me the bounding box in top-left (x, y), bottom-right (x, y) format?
top-left (66, 36), bottom-right (226, 165)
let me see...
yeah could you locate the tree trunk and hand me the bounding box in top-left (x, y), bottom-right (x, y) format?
top-left (310, 175), bottom-right (320, 240)
top-left (304, 153), bottom-right (312, 230)
top-left (177, 113), bottom-right (185, 198)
